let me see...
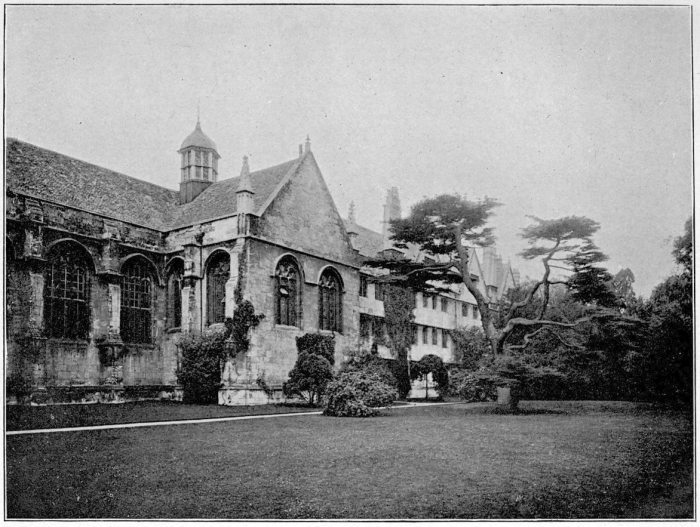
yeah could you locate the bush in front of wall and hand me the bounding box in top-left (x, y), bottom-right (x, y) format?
top-left (341, 352), bottom-right (398, 390)
top-left (176, 327), bottom-right (229, 404)
top-left (176, 300), bottom-right (265, 404)
top-left (282, 352), bottom-right (334, 406)
top-left (295, 333), bottom-right (336, 365)
top-left (323, 370), bottom-right (398, 417)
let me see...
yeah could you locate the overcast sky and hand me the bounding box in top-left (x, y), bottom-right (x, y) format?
top-left (5, 5), bottom-right (692, 297)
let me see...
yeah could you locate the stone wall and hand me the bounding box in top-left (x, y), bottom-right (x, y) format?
top-left (5, 200), bottom-right (182, 404)
top-left (219, 238), bottom-right (360, 405)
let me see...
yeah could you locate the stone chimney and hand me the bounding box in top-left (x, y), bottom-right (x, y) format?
top-left (382, 187), bottom-right (401, 249)
top-left (346, 201), bottom-right (358, 248)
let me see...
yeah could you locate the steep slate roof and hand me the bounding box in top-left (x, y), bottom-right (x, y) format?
top-left (170, 157), bottom-right (301, 229)
top-left (344, 220), bottom-right (384, 258)
top-left (6, 138), bottom-right (302, 232)
top-left (6, 138), bottom-right (180, 230)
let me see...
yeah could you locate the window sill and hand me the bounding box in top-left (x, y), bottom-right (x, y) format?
top-left (273, 324), bottom-right (302, 332)
top-left (166, 327), bottom-right (182, 334)
top-left (45, 337), bottom-right (89, 344)
top-left (318, 329), bottom-right (343, 336)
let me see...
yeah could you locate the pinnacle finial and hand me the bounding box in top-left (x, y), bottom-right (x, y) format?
top-left (305, 135), bottom-right (311, 153)
top-left (237, 155), bottom-right (254, 194)
top-left (348, 201), bottom-right (357, 224)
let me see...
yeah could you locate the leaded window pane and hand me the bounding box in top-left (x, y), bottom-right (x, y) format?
top-left (44, 246), bottom-right (91, 339)
top-left (319, 271), bottom-right (342, 333)
top-left (207, 253), bottom-right (229, 325)
top-left (276, 260), bottom-right (300, 327)
top-left (120, 258), bottom-right (153, 344)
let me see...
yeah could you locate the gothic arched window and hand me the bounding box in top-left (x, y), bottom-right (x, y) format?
top-left (120, 257), bottom-right (153, 344)
top-left (167, 259), bottom-right (184, 329)
top-left (275, 258), bottom-right (301, 327)
top-left (44, 243), bottom-right (91, 339)
top-left (319, 268), bottom-right (342, 333)
top-left (207, 252), bottom-right (229, 325)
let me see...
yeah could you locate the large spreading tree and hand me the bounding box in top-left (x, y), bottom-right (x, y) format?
top-left (367, 194), bottom-right (628, 357)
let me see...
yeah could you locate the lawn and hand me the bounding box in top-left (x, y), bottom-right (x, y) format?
top-left (5, 401), bottom-right (693, 519)
top-left (5, 400), bottom-right (318, 431)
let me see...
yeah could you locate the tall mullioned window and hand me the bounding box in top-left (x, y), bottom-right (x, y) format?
top-left (319, 269), bottom-right (342, 333)
top-left (207, 252), bottom-right (230, 325)
top-left (276, 258), bottom-right (301, 327)
top-left (44, 244), bottom-right (91, 339)
top-left (167, 260), bottom-right (184, 329)
top-left (120, 257), bottom-right (153, 344)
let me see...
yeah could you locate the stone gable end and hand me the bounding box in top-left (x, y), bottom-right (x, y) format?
top-left (257, 155), bottom-right (358, 265)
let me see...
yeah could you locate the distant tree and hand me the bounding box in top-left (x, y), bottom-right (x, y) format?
top-left (672, 217), bottom-right (692, 276)
top-left (366, 195), bottom-right (631, 357)
top-left (631, 221), bottom-right (693, 404)
top-left (612, 268), bottom-right (636, 309)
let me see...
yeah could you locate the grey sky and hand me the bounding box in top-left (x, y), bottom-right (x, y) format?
top-left (5, 5), bottom-right (692, 297)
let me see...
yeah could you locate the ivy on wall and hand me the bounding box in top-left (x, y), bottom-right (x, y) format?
top-left (383, 284), bottom-right (416, 398)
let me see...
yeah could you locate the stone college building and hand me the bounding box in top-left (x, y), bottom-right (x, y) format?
top-left (5, 122), bottom-right (518, 405)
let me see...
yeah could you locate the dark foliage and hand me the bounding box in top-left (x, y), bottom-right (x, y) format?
top-left (411, 354), bottom-right (449, 399)
top-left (176, 300), bottom-right (264, 404)
top-left (449, 327), bottom-right (490, 370)
top-left (176, 327), bottom-right (229, 404)
top-left (282, 352), bottom-right (334, 405)
top-left (383, 284), bottom-right (416, 398)
top-left (283, 333), bottom-right (338, 405)
top-left (342, 353), bottom-right (399, 390)
top-left (295, 333), bottom-right (336, 366)
top-left (323, 370), bottom-right (397, 417)
top-left (672, 217), bottom-right (692, 276)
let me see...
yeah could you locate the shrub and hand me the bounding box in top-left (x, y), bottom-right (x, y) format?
top-left (295, 333), bottom-right (336, 366)
top-left (282, 352), bottom-right (334, 405)
top-left (176, 300), bottom-right (264, 404)
top-left (456, 372), bottom-right (499, 402)
top-left (324, 370), bottom-right (398, 417)
top-left (342, 353), bottom-right (398, 390)
top-left (176, 327), bottom-right (229, 404)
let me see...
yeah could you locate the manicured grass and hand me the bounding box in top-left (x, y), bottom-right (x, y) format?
top-left (6, 401), bottom-right (692, 519)
top-left (5, 401), bottom-right (319, 431)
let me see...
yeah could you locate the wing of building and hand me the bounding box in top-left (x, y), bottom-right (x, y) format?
top-left (5, 126), bottom-right (517, 405)
top-left (344, 189), bottom-right (519, 397)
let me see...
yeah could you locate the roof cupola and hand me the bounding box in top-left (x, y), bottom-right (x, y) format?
top-left (178, 119), bottom-right (220, 204)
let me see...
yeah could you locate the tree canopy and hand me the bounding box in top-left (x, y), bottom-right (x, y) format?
top-left (367, 194), bottom-right (630, 356)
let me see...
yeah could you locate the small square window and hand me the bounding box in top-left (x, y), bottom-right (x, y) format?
top-left (359, 276), bottom-right (368, 297)
top-left (374, 282), bottom-right (384, 301)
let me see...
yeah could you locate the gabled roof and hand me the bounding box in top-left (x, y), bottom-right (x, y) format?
top-left (6, 138), bottom-right (303, 232)
top-left (171, 157), bottom-right (301, 229)
top-left (344, 220), bottom-right (384, 258)
top-left (6, 138), bottom-right (180, 230)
